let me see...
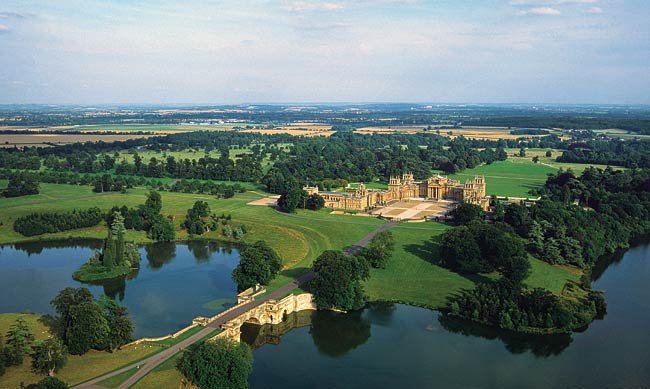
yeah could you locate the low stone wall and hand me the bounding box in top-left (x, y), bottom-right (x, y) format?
top-left (125, 323), bottom-right (199, 346)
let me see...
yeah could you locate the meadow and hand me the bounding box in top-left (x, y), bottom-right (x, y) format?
top-left (446, 156), bottom-right (620, 198)
top-left (364, 222), bottom-right (578, 309)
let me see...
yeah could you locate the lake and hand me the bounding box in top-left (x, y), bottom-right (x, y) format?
top-left (245, 240), bottom-right (650, 388)
top-left (0, 240), bottom-right (239, 338)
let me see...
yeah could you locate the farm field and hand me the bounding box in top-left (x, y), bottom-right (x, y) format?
top-left (356, 126), bottom-right (567, 140)
top-left (0, 133), bottom-right (159, 147)
top-left (240, 123), bottom-right (334, 137)
top-left (364, 222), bottom-right (579, 309)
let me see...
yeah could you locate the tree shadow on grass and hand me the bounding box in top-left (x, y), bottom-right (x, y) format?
top-left (280, 266), bottom-right (310, 280)
top-left (38, 314), bottom-right (62, 338)
top-left (403, 237), bottom-right (493, 284)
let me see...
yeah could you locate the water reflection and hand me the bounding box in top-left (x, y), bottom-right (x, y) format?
top-left (0, 240), bottom-right (240, 337)
top-left (438, 314), bottom-right (573, 357)
top-left (145, 242), bottom-right (176, 269)
top-left (6, 239), bottom-right (102, 256)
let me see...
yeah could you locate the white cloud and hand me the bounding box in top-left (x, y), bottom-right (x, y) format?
top-left (586, 6), bottom-right (603, 14)
top-left (520, 7), bottom-right (562, 15)
top-left (511, 0), bottom-right (597, 4)
top-left (281, 1), bottom-right (345, 12)
top-left (0, 24), bottom-right (9, 32)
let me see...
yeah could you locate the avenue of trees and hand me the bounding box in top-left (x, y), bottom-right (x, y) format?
top-left (0, 168), bottom-right (246, 198)
top-left (13, 207), bottom-right (104, 237)
top-left (177, 337), bottom-right (253, 389)
top-left (232, 240), bottom-right (282, 291)
top-left (51, 287), bottom-right (134, 355)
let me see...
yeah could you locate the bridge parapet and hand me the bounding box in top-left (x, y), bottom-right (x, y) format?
top-left (214, 293), bottom-right (316, 342)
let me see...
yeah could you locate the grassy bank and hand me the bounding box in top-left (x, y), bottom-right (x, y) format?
top-left (0, 313), bottom-right (213, 388)
top-left (364, 221), bottom-right (580, 309)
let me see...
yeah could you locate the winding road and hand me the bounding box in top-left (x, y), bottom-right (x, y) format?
top-left (75, 220), bottom-right (397, 389)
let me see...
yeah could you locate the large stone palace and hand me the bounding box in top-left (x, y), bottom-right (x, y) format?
top-left (303, 173), bottom-right (487, 211)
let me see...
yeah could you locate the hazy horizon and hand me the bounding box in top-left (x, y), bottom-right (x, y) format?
top-left (1, 1), bottom-right (649, 105)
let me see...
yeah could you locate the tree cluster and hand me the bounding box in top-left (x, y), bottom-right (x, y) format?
top-left (13, 207), bottom-right (104, 237)
top-left (177, 337), bottom-right (253, 389)
top-left (51, 287), bottom-right (134, 355)
top-left (3, 172), bottom-right (39, 197)
top-left (0, 317), bottom-right (68, 380)
top-left (311, 250), bottom-right (370, 311)
top-left (448, 279), bottom-right (606, 333)
top-left (356, 231), bottom-right (395, 269)
top-left (439, 222), bottom-right (531, 283)
top-left (106, 191), bottom-right (176, 242)
top-left (232, 241), bottom-right (282, 291)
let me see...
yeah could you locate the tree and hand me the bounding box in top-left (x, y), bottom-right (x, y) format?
top-left (0, 335), bottom-right (5, 376)
top-left (177, 337), bottom-right (253, 389)
top-left (277, 187), bottom-right (306, 213)
top-left (31, 337), bottom-right (67, 376)
top-left (3, 172), bottom-right (39, 197)
top-left (144, 191), bottom-right (162, 214)
top-left (450, 202), bottom-right (484, 225)
top-left (4, 317), bottom-right (35, 366)
top-left (545, 150), bottom-right (553, 158)
top-left (519, 148), bottom-right (526, 157)
top-left (232, 241), bottom-right (282, 291)
top-left (148, 215), bottom-right (176, 241)
top-left (51, 288), bottom-right (94, 342)
top-left (358, 231), bottom-right (395, 268)
top-left (35, 376), bottom-right (69, 389)
top-left (98, 296), bottom-right (134, 352)
top-left (532, 156), bottom-right (540, 164)
top-left (304, 194), bottom-right (325, 210)
top-left (311, 250), bottom-right (369, 311)
top-left (65, 302), bottom-right (110, 355)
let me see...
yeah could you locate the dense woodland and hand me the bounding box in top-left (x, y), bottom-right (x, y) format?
top-left (443, 166), bottom-right (649, 333)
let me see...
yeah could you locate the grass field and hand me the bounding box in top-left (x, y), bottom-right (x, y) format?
top-left (0, 313), bottom-right (164, 387)
top-left (0, 183), bottom-right (384, 279)
top-left (446, 156), bottom-right (618, 198)
top-left (364, 222), bottom-right (580, 309)
top-left (0, 313), bottom-right (217, 388)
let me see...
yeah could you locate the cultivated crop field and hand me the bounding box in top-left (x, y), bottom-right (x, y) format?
top-left (0, 133), bottom-right (159, 147)
top-left (240, 123), bottom-right (334, 137)
top-left (356, 126), bottom-right (567, 140)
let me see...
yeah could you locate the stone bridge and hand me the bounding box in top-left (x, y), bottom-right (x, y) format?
top-left (216, 293), bottom-right (316, 342)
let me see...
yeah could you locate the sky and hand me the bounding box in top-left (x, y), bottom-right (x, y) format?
top-left (0, 0), bottom-right (648, 104)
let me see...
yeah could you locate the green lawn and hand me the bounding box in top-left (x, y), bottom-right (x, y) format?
top-left (97, 367), bottom-right (140, 388)
top-left (364, 222), bottom-right (473, 308)
top-left (364, 222), bottom-right (581, 309)
top-left (0, 312), bottom-right (216, 388)
top-left (131, 353), bottom-right (184, 389)
top-left (0, 183), bottom-right (383, 282)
